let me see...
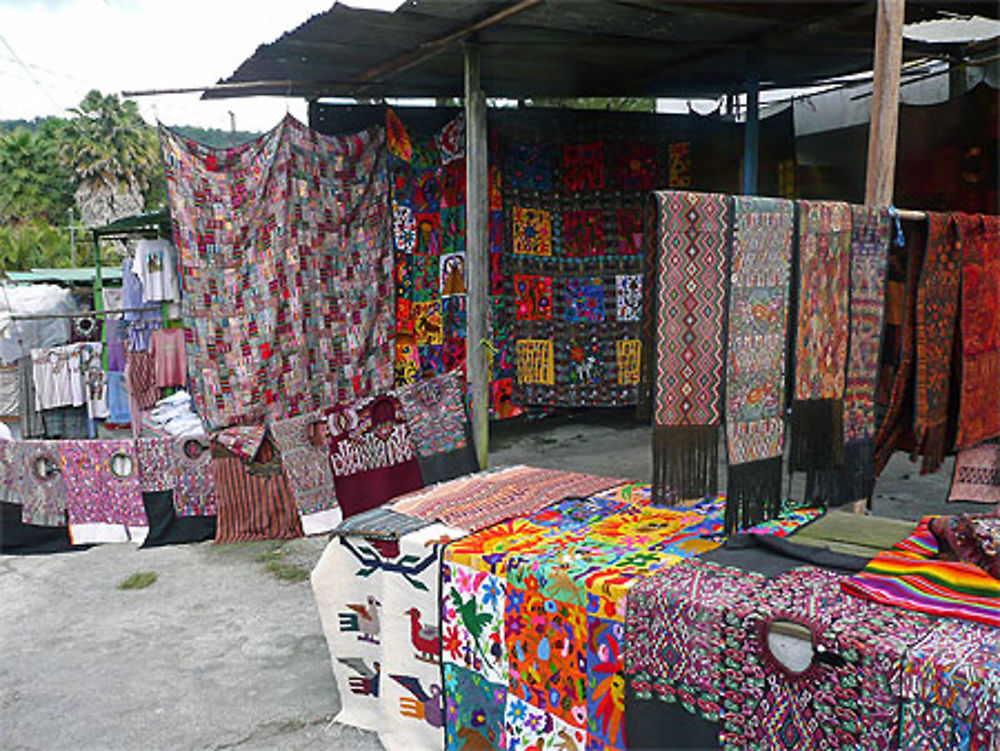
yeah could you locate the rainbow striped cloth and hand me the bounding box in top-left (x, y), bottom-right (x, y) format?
top-left (843, 516), bottom-right (1000, 627)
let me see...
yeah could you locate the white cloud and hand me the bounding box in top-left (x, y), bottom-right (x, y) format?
top-left (0, 0), bottom-right (401, 131)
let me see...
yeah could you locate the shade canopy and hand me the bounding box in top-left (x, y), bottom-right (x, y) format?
top-left (203, 0), bottom-right (996, 101)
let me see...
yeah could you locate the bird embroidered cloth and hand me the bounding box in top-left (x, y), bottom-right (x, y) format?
top-left (160, 115), bottom-right (394, 430)
top-left (441, 484), bottom-right (724, 751)
top-left (312, 518), bottom-right (466, 751)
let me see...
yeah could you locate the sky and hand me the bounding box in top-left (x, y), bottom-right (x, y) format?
top-left (0, 0), bottom-right (402, 132)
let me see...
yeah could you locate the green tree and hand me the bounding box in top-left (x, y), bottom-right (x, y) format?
top-left (0, 221), bottom-right (71, 273)
top-left (59, 90), bottom-right (162, 226)
top-left (0, 126), bottom-right (75, 226)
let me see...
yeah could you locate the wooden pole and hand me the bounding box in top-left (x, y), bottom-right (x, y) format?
top-left (742, 69), bottom-right (759, 195)
top-left (464, 41), bottom-right (489, 470)
top-left (864, 0), bottom-right (906, 206)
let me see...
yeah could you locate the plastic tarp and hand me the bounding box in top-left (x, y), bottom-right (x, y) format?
top-left (0, 284), bottom-right (78, 365)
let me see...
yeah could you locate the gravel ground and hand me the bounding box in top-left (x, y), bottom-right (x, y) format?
top-left (1, 411), bottom-right (972, 750)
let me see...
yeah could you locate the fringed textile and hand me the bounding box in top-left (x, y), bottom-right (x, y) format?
top-left (652, 191), bottom-right (731, 503)
top-left (724, 197), bottom-right (793, 533)
top-left (914, 212), bottom-right (961, 473)
top-left (790, 200), bottom-right (852, 471)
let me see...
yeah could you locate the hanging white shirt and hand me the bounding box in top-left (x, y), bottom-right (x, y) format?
top-left (132, 238), bottom-right (180, 304)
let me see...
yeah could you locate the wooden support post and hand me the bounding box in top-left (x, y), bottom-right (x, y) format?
top-left (742, 71), bottom-right (759, 195)
top-left (464, 41), bottom-right (489, 470)
top-left (864, 0), bottom-right (906, 206)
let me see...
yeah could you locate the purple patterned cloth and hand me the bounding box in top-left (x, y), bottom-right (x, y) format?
top-left (58, 439), bottom-right (147, 528)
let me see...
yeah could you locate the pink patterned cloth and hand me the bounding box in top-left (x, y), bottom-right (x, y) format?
top-left (58, 440), bottom-right (147, 528)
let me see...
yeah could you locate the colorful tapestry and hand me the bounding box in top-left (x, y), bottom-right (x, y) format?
top-left (390, 114), bottom-right (468, 388)
top-left (790, 200), bottom-right (852, 470)
top-left (59, 439), bottom-right (147, 542)
top-left (950, 440), bottom-right (1000, 504)
top-left (843, 516), bottom-right (1000, 627)
top-left (875, 219), bottom-right (927, 474)
top-left (326, 394), bottom-right (424, 519)
top-left (442, 486), bottom-right (725, 751)
top-left (627, 561), bottom-right (934, 750)
top-left (505, 128), bottom-right (655, 408)
top-left (391, 465), bottom-right (625, 533)
top-left (724, 196), bottom-right (793, 533)
top-left (395, 369), bottom-right (478, 485)
top-left (269, 411), bottom-right (341, 534)
top-left (899, 620), bottom-right (1000, 750)
top-left (915, 212), bottom-right (961, 473)
top-left (929, 512), bottom-right (1000, 579)
top-left (160, 115), bottom-right (393, 430)
top-left (10, 440), bottom-right (67, 527)
top-left (652, 190), bottom-right (731, 502)
top-left (213, 424), bottom-right (267, 462)
top-left (172, 435), bottom-right (217, 517)
top-left (742, 505), bottom-right (824, 537)
top-left (312, 519), bottom-right (466, 751)
top-left (135, 437), bottom-right (176, 493)
top-left (955, 213), bottom-right (1000, 450)
top-left (808, 206), bottom-right (892, 506)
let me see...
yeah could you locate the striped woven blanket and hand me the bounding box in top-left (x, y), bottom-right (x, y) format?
top-left (842, 516), bottom-right (1000, 627)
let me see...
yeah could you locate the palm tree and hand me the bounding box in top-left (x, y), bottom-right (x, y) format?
top-left (0, 126), bottom-right (75, 226)
top-left (59, 90), bottom-right (161, 227)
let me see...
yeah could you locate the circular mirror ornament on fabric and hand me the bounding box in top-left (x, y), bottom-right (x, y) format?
top-left (32, 453), bottom-right (59, 481)
top-left (109, 451), bottom-right (136, 479)
top-left (763, 617), bottom-right (816, 677)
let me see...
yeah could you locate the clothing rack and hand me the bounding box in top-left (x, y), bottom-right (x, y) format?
top-left (8, 307), bottom-right (165, 322)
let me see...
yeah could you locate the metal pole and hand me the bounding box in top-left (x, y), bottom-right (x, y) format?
top-left (464, 41), bottom-right (489, 470)
top-left (864, 0), bottom-right (906, 205)
top-left (742, 72), bottom-right (760, 195)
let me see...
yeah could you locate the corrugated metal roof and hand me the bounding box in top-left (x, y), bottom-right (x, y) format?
top-left (5, 268), bottom-right (124, 285)
top-left (204, 0), bottom-right (997, 100)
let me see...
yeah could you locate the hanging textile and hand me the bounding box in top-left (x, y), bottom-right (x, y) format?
top-left (172, 435), bottom-right (217, 517)
top-left (651, 191), bottom-right (731, 503)
top-left (724, 197), bottom-right (793, 533)
top-left (442, 485), bottom-right (723, 751)
top-left (806, 206), bottom-right (892, 506)
top-left (389, 113), bottom-right (468, 386)
top-left (102, 287), bottom-right (126, 371)
top-left (790, 200), bottom-right (852, 470)
top-left (16, 357), bottom-right (45, 438)
top-left (312, 516), bottom-right (463, 751)
top-left (394, 369), bottom-right (477, 485)
top-left (10, 440), bottom-right (67, 527)
top-left (914, 212), bottom-right (961, 473)
top-left (160, 116), bottom-right (394, 430)
top-left (149, 328), bottom-right (187, 389)
top-left (504, 125), bottom-right (652, 408)
top-left (949, 440), bottom-right (1000, 504)
top-left (211, 434), bottom-right (302, 543)
top-left (899, 620), bottom-right (999, 749)
top-left (391, 465), bottom-right (625, 532)
top-left (59, 439), bottom-right (147, 544)
top-left (136, 436), bottom-right (176, 493)
top-left (270, 411), bottom-right (341, 534)
top-left (874, 219), bottom-right (926, 474)
top-left (955, 213), bottom-right (1000, 449)
top-left (326, 394), bottom-right (424, 519)
top-left (125, 348), bottom-right (158, 411)
top-left (843, 516), bottom-right (1000, 627)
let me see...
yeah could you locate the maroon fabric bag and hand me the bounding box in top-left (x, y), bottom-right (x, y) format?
top-left (325, 394), bottom-right (424, 518)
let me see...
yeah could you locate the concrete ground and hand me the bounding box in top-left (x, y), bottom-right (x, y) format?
top-left (0, 411), bottom-right (979, 750)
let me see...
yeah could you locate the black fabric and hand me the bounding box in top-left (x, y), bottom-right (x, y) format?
top-left (625, 675), bottom-right (720, 750)
top-left (140, 491), bottom-right (216, 548)
top-left (416, 432), bottom-right (479, 486)
top-left (704, 533), bottom-right (870, 578)
top-left (0, 501), bottom-right (83, 555)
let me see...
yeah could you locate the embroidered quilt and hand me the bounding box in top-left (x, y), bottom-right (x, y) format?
top-left (504, 126), bottom-right (657, 408)
top-left (441, 484), bottom-right (725, 751)
top-left (160, 115), bottom-right (394, 429)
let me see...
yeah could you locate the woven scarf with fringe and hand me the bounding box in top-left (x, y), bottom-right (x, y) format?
top-left (790, 200), bottom-right (852, 471)
top-left (652, 191), bottom-right (731, 503)
top-left (724, 196), bottom-right (793, 533)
